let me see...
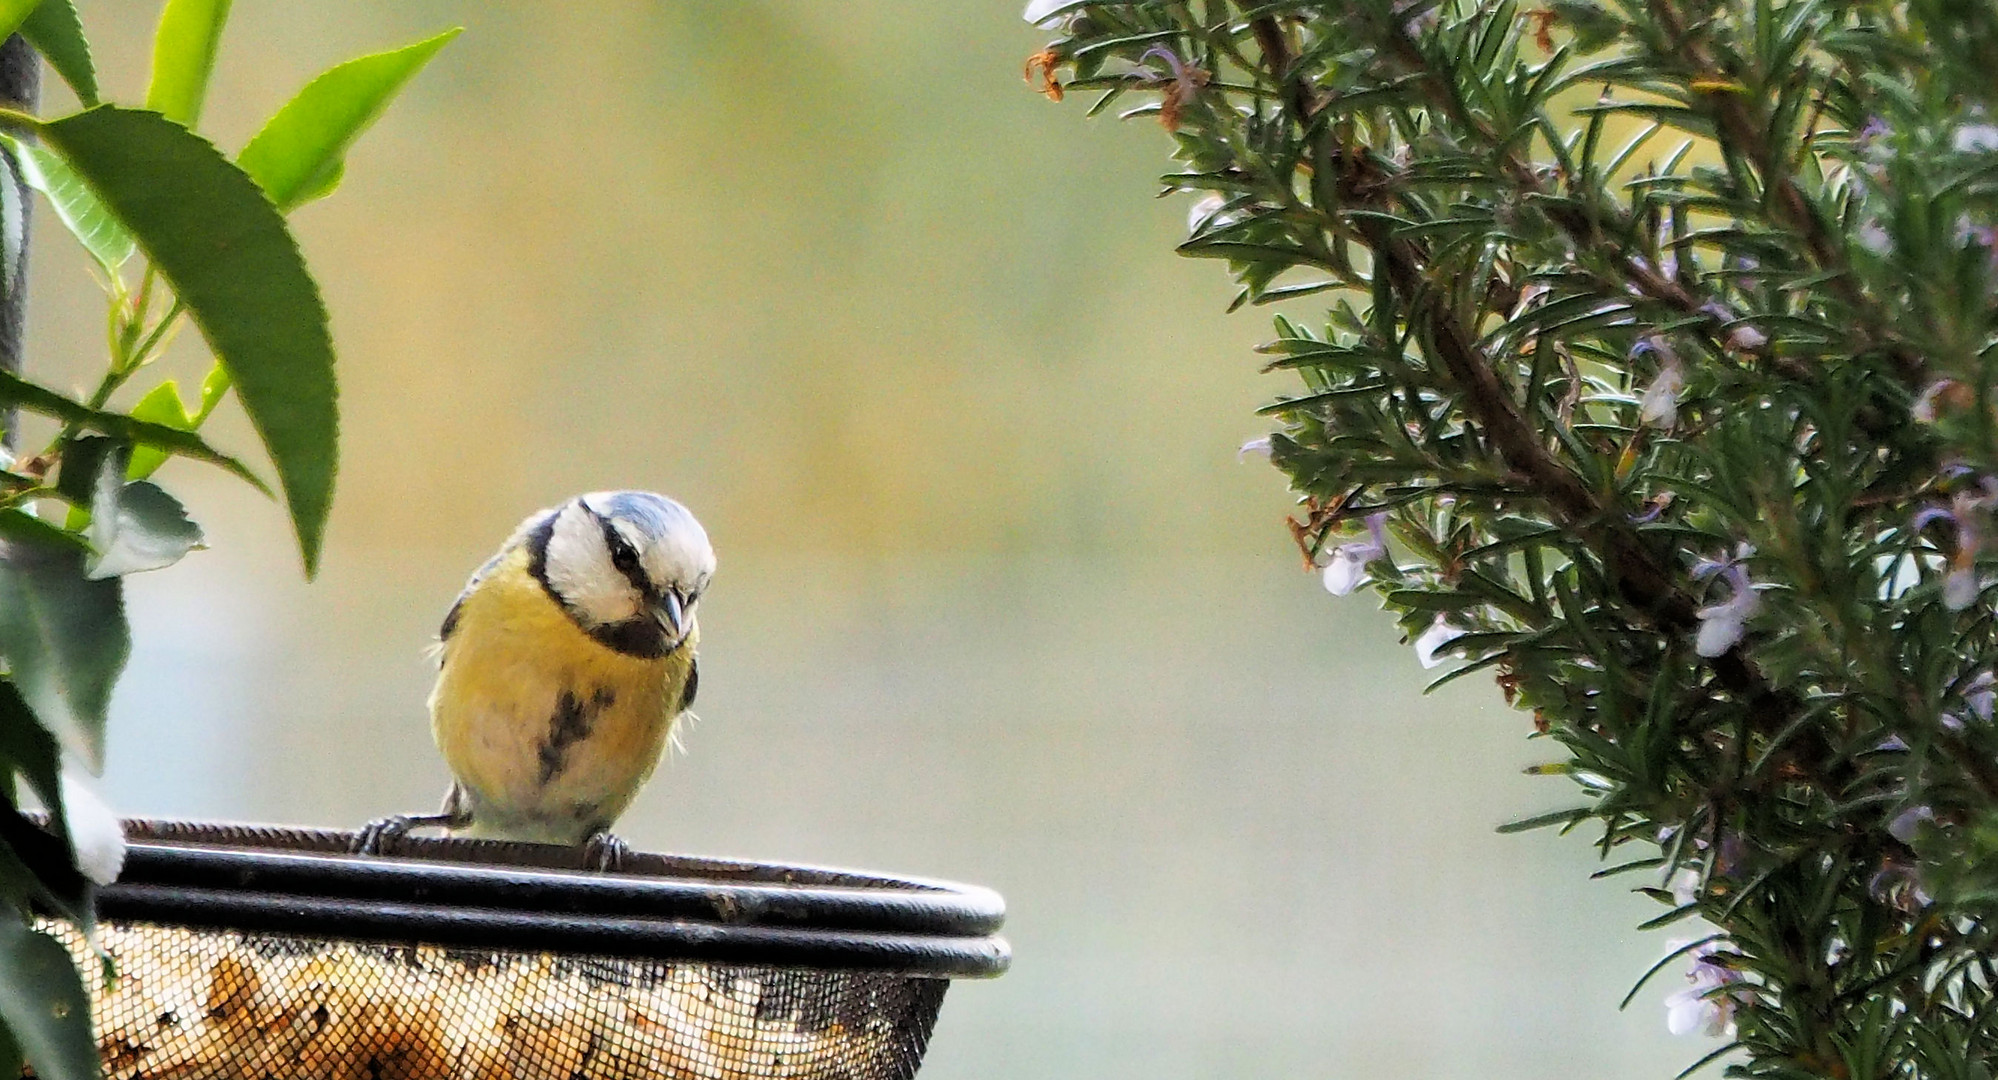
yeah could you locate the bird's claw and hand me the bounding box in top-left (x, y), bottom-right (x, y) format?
top-left (582, 831), bottom-right (632, 873)
top-left (353, 815), bottom-right (415, 856)
top-left (353, 812), bottom-right (456, 856)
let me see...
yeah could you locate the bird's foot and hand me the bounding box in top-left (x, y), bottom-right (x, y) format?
top-left (581, 830), bottom-right (632, 873)
top-left (352, 813), bottom-right (454, 856)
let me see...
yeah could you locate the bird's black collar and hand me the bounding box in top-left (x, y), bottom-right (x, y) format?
top-left (525, 511), bottom-right (681, 660)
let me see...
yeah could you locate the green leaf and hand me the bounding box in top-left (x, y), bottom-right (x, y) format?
top-left (0, 680), bottom-right (62, 818)
top-left (121, 381), bottom-right (189, 481)
top-left (0, 1014), bottom-right (22, 1080)
top-left (143, 0), bottom-right (229, 126)
top-left (37, 107), bottom-right (332, 573)
top-left (288, 158), bottom-right (341, 206)
top-left (85, 480), bottom-right (201, 579)
top-left (237, 27), bottom-right (459, 212)
top-left (0, 0), bottom-right (43, 48)
top-left (0, 810), bottom-right (91, 925)
top-left (196, 362), bottom-right (231, 415)
top-left (0, 369), bottom-right (265, 492)
top-left (0, 535), bottom-right (127, 774)
top-left (19, 0), bottom-right (94, 108)
top-left (1495, 805), bottom-right (1595, 834)
top-left (0, 511), bottom-right (87, 554)
top-left (0, 134), bottom-right (131, 270)
top-left (124, 369), bottom-right (232, 481)
top-left (0, 908), bottom-right (96, 1080)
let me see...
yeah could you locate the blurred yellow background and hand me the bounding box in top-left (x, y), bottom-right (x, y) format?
top-left (29, 3), bottom-right (1692, 1076)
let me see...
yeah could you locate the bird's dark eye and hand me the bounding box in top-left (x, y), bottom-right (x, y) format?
top-left (609, 538), bottom-right (639, 574)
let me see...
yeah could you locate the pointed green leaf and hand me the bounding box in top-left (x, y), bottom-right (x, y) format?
top-left (0, 679), bottom-right (61, 818)
top-left (238, 28), bottom-right (459, 212)
top-left (0, 687), bottom-right (98, 929)
top-left (0, 535), bottom-right (127, 773)
top-left (0, 1013), bottom-right (22, 1080)
top-left (143, 0), bottom-right (228, 126)
top-left (196, 362), bottom-right (231, 416)
top-left (0, 134), bottom-right (131, 270)
top-left (0, 511), bottom-right (87, 554)
top-left (19, 0), bottom-right (92, 107)
top-left (85, 480), bottom-right (200, 579)
top-left (0, 908), bottom-right (96, 1080)
top-left (0, 369), bottom-right (265, 492)
top-left (288, 158), bottom-right (341, 207)
top-left (0, 810), bottom-right (91, 926)
top-left (121, 380), bottom-right (190, 481)
top-left (1495, 805), bottom-right (1596, 833)
top-left (0, 0), bottom-right (43, 48)
top-left (38, 107), bottom-right (332, 573)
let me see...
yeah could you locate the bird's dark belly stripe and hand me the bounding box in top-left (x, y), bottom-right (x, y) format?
top-left (536, 687), bottom-right (616, 786)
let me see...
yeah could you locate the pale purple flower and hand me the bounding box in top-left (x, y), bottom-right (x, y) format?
top-left (1635, 338), bottom-right (1684, 428)
top-left (1664, 939), bottom-right (1743, 1039)
top-left (1717, 832), bottom-right (1747, 874)
top-left (1955, 122), bottom-right (1998, 154)
top-left (1888, 804), bottom-right (1934, 844)
top-left (1870, 860), bottom-right (1933, 911)
top-left (1396, 0), bottom-right (1441, 36)
top-left (1857, 219), bottom-right (1892, 255)
top-left (1508, 282), bottom-right (1550, 320)
top-left (1945, 571), bottom-right (1980, 610)
top-left (1023, 0), bottom-right (1079, 26)
top-left (1134, 45), bottom-right (1207, 129)
top-left (1322, 512), bottom-right (1389, 596)
top-left (1656, 208), bottom-right (1678, 281)
top-left (1967, 671), bottom-right (1995, 721)
top-left (1188, 192), bottom-right (1228, 233)
top-left (1700, 301), bottom-right (1766, 351)
top-left (1669, 867), bottom-right (1701, 907)
top-left (1912, 379), bottom-right (1962, 423)
top-left (1913, 484), bottom-right (1998, 610)
top-left (1236, 436), bottom-right (1272, 462)
top-left (1693, 546), bottom-right (1760, 657)
top-left (1413, 615), bottom-right (1466, 668)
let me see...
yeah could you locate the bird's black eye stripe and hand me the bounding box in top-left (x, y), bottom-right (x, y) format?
top-left (593, 513), bottom-right (651, 595)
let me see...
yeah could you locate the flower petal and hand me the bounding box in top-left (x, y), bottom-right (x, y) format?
top-left (1322, 549), bottom-right (1367, 596)
top-left (1694, 612), bottom-right (1744, 658)
top-left (1945, 566), bottom-right (1980, 611)
top-left (1414, 618), bottom-right (1464, 668)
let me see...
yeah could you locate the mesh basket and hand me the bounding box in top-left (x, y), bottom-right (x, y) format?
top-left (31, 820), bottom-right (1008, 1080)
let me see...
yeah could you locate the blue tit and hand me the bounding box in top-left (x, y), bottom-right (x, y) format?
top-left (422, 490), bottom-right (714, 849)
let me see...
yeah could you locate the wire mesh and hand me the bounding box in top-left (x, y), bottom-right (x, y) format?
top-left (14, 821), bottom-right (1003, 1080)
top-left (38, 921), bottom-right (947, 1080)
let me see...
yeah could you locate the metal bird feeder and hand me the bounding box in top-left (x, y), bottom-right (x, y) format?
top-left (37, 819), bottom-right (1008, 1080)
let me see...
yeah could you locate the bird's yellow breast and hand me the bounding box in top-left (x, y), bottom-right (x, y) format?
top-left (429, 547), bottom-right (696, 844)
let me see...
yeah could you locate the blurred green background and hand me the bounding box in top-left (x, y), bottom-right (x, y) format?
top-left (26, 3), bottom-right (1696, 1076)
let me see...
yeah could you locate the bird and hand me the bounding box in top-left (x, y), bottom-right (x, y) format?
top-left (357, 490), bottom-right (714, 867)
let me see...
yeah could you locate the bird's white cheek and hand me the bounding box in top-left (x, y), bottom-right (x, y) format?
top-left (542, 509), bottom-right (642, 626)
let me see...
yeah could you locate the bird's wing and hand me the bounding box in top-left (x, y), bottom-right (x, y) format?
top-left (678, 654), bottom-right (699, 714)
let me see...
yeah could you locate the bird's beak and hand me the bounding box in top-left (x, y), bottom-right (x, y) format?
top-left (658, 591), bottom-right (686, 640)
